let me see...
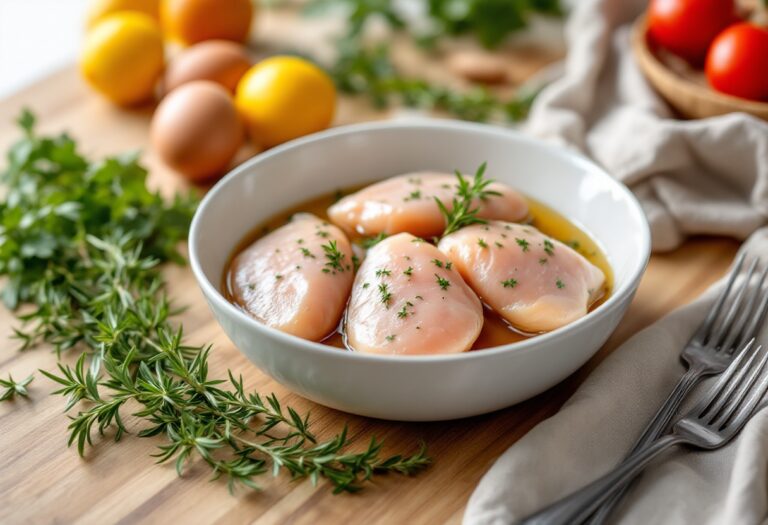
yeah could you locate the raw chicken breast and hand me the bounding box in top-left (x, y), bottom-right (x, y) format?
top-left (328, 172), bottom-right (529, 239)
top-left (229, 213), bottom-right (354, 341)
top-left (438, 222), bottom-right (606, 333)
top-left (346, 233), bottom-right (483, 355)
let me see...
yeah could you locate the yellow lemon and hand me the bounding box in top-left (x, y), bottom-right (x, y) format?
top-left (81, 12), bottom-right (165, 105)
top-left (86, 0), bottom-right (160, 28)
top-left (235, 56), bottom-right (336, 147)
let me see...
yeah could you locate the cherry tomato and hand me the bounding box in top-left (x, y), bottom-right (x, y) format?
top-left (706, 23), bottom-right (768, 101)
top-left (647, 0), bottom-right (737, 65)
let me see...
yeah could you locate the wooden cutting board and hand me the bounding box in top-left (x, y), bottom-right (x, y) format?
top-left (0, 7), bottom-right (740, 525)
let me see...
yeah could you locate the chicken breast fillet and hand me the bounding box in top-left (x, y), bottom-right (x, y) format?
top-left (328, 172), bottom-right (529, 239)
top-left (229, 213), bottom-right (354, 341)
top-left (438, 222), bottom-right (606, 333)
top-left (346, 233), bottom-right (483, 355)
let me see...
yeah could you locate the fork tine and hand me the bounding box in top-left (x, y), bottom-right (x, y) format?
top-left (710, 345), bottom-right (768, 427)
top-left (720, 262), bottom-right (768, 352)
top-left (735, 267), bottom-right (768, 350)
top-left (691, 253), bottom-right (746, 343)
top-left (726, 349), bottom-right (768, 432)
top-left (706, 258), bottom-right (758, 348)
top-left (694, 338), bottom-right (756, 419)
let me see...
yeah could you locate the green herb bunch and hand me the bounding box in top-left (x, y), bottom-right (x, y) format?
top-left (303, 0), bottom-right (560, 122)
top-left (0, 112), bottom-right (429, 493)
top-left (426, 0), bottom-right (563, 48)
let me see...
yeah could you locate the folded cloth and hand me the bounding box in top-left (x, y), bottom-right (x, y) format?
top-left (464, 229), bottom-right (768, 524)
top-left (524, 0), bottom-right (768, 252)
top-left (464, 0), bottom-right (768, 522)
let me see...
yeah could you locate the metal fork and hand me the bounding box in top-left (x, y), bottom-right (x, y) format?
top-left (585, 254), bottom-right (768, 524)
top-left (521, 339), bottom-right (768, 524)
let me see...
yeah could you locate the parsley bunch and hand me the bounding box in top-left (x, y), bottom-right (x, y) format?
top-left (0, 112), bottom-right (429, 493)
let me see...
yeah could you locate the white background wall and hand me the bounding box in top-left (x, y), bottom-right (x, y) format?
top-left (0, 0), bottom-right (89, 98)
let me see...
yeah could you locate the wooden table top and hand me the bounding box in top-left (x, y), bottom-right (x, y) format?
top-left (0, 8), bottom-right (740, 525)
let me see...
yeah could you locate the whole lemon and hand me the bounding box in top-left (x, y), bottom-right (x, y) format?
top-left (161, 0), bottom-right (253, 46)
top-left (235, 56), bottom-right (336, 147)
top-left (81, 12), bottom-right (165, 105)
top-left (86, 0), bottom-right (159, 28)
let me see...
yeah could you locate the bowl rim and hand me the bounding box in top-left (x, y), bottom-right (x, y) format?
top-left (189, 119), bottom-right (651, 363)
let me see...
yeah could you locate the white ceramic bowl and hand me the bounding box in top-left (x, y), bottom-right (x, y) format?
top-left (189, 120), bottom-right (650, 421)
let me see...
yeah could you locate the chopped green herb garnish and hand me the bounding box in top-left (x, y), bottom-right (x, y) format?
top-left (556, 278), bottom-right (566, 289)
top-left (321, 240), bottom-right (346, 273)
top-left (405, 190), bottom-right (422, 201)
top-left (477, 238), bottom-right (488, 248)
top-left (494, 241), bottom-right (503, 248)
top-left (316, 230), bottom-right (330, 238)
top-left (351, 254), bottom-right (361, 271)
top-left (385, 334), bottom-right (396, 342)
top-left (379, 282), bottom-right (393, 306)
top-left (397, 306), bottom-right (409, 319)
top-left (431, 258), bottom-right (444, 268)
top-left (445, 261), bottom-right (452, 270)
top-left (363, 282), bottom-right (370, 289)
top-left (297, 238), bottom-right (304, 244)
top-left (516, 238), bottom-right (530, 252)
top-left (567, 240), bottom-right (581, 250)
top-left (375, 267), bottom-right (392, 278)
top-left (275, 274), bottom-right (283, 280)
top-left (435, 274), bottom-right (451, 290)
top-left (501, 278), bottom-right (518, 288)
top-left (403, 266), bottom-right (413, 277)
top-left (543, 239), bottom-right (555, 256)
top-left (300, 247), bottom-right (315, 258)
top-left (539, 257), bottom-right (548, 265)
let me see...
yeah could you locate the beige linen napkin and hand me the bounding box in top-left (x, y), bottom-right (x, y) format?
top-left (465, 0), bottom-right (768, 523)
top-left (464, 230), bottom-right (768, 524)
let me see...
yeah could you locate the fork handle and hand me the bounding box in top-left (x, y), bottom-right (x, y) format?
top-left (585, 367), bottom-right (705, 525)
top-left (519, 435), bottom-right (683, 525)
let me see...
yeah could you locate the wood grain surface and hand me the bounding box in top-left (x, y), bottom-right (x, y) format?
top-left (0, 7), bottom-right (741, 525)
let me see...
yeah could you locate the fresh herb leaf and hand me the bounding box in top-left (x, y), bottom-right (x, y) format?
top-left (435, 274), bottom-right (451, 290)
top-left (0, 374), bottom-right (33, 401)
top-left (435, 162), bottom-right (501, 237)
top-left (360, 232), bottom-right (388, 248)
top-left (501, 278), bottom-right (518, 288)
top-left (321, 240), bottom-right (347, 273)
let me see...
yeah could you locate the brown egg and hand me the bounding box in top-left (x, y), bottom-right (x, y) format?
top-left (151, 80), bottom-right (243, 182)
top-left (163, 40), bottom-right (251, 94)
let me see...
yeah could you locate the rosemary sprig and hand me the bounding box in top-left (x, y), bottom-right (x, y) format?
top-left (0, 374), bottom-right (33, 401)
top-left (435, 162), bottom-right (501, 237)
top-left (0, 111), bottom-right (429, 492)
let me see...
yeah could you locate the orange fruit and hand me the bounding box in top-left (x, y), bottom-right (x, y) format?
top-left (235, 56), bottom-right (336, 147)
top-left (161, 0), bottom-right (253, 45)
top-left (81, 12), bottom-right (165, 105)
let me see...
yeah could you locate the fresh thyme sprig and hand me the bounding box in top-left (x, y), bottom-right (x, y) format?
top-left (435, 162), bottom-right (501, 237)
top-left (0, 111), bottom-right (429, 492)
top-left (0, 374), bottom-right (33, 401)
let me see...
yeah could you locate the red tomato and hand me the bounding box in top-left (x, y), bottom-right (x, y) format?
top-left (647, 0), bottom-right (737, 65)
top-left (706, 23), bottom-right (768, 101)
